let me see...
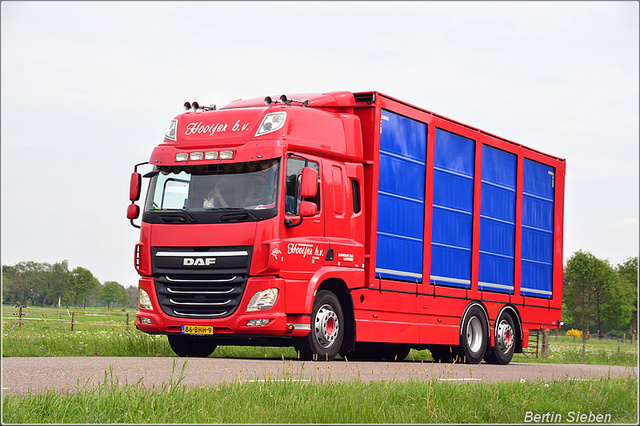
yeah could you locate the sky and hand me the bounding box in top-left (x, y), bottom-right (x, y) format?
top-left (2, 1), bottom-right (638, 289)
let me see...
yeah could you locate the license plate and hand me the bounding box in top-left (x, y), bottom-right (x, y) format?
top-left (182, 325), bottom-right (214, 335)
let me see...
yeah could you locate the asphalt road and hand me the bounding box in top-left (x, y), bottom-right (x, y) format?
top-left (3, 357), bottom-right (636, 395)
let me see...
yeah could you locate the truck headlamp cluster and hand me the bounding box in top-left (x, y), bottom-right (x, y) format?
top-left (246, 288), bottom-right (279, 311)
top-left (255, 112), bottom-right (286, 137)
top-left (175, 150), bottom-right (233, 162)
top-left (139, 289), bottom-right (153, 310)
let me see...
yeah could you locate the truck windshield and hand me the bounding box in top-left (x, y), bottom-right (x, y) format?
top-left (143, 159), bottom-right (280, 224)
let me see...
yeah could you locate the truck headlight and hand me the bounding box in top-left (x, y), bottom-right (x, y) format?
top-left (246, 288), bottom-right (279, 311)
top-left (139, 289), bottom-right (153, 310)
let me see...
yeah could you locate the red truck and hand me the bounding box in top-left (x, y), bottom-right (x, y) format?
top-left (127, 91), bottom-right (565, 364)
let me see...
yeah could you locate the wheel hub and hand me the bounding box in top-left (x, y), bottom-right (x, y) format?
top-left (314, 304), bottom-right (339, 348)
top-left (466, 316), bottom-right (483, 353)
top-left (496, 319), bottom-right (514, 354)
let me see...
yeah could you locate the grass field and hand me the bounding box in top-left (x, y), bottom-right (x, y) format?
top-left (3, 305), bottom-right (637, 424)
top-left (3, 305), bottom-right (637, 366)
top-left (2, 363), bottom-right (637, 424)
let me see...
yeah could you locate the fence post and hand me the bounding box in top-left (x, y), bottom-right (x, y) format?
top-left (126, 312), bottom-right (130, 327)
top-left (623, 333), bottom-right (626, 344)
top-left (71, 312), bottom-right (75, 331)
top-left (19, 306), bottom-right (23, 329)
top-left (582, 343), bottom-right (586, 363)
top-left (541, 329), bottom-right (549, 359)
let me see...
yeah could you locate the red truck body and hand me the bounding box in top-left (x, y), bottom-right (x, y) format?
top-left (128, 91), bottom-right (565, 363)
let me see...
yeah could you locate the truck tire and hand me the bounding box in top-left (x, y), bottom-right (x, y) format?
top-left (295, 290), bottom-right (344, 361)
top-left (167, 335), bottom-right (217, 358)
top-left (460, 306), bottom-right (488, 364)
top-left (484, 314), bottom-right (516, 365)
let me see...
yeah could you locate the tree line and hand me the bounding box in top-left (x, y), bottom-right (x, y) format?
top-left (563, 251), bottom-right (637, 339)
top-left (2, 260), bottom-right (135, 310)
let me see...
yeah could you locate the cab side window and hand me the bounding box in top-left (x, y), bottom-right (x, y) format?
top-left (285, 157), bottom-right (320, 216)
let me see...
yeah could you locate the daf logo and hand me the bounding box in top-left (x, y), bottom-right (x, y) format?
top-left (183, 258), bottom-right (216, 266)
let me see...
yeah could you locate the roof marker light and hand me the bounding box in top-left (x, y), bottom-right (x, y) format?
top-left (190, 152), bottom-right (203, 161)
top-left (205, 151), bottom-right (218, 160)
top-left (220, 150), bottom-right (234, 160)
top-left (176, 152), bottom-right (188, 162)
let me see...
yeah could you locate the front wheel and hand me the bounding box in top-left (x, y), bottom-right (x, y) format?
top-left (167, 335), bottom-right (217, 358)
top-left (295, 290), bottom-right (344, 361)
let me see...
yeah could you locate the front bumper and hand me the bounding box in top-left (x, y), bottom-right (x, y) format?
top-left (135, 276), bottom-right (311, 338)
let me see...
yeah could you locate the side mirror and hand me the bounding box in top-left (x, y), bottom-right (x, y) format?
top-left (298, 201), bottom-right (317, 218)
top-left (300, 167), bottom-right (318, 198)
top-left (130, 172), bottom-right (142, 201)
top-left (127, 203), bottom-right (140, 220)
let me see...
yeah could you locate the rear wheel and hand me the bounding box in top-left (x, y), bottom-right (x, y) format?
top-left (167, 335), bottom-right (217, 357)
top-left (460, 306), bottom-right (488, 364)
top-left (484, 314), bottom-right (516, 365)
top-left (295, 290), bottom-right (344, 361)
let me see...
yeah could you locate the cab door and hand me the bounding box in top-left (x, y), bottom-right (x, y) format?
top-left (279, 154), bottom-right (329, 280)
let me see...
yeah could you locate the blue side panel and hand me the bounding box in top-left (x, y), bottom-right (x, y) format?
top-left (430, 129), bottom-right (475, 288)
top-left (478, 145), bottom-right (517, 294)
top-left (375, 110), bottom-right (427, 282)
top-left (521, 159), bottom-right (555, 298)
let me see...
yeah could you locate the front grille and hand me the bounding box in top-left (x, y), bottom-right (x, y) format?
top-left (151, 246), bottom-right (252, 319)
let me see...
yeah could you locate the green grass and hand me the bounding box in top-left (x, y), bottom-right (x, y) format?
top-left (5, 319), bottom-right (637, 366)
top-left (3, 306), bottom-right (637, 424)
top-left (3, 362), bottom-right (637, 424)
top-left (510, 335), bottom-right (639, 366)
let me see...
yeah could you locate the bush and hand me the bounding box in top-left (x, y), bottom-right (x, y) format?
top-left (566, 328), bottom-right (582, 338)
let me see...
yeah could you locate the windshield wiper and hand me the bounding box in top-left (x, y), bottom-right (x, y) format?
top-left (161, 209), bottom-right (197, 223)
top-left (207, 208), bottom-right (260, 222)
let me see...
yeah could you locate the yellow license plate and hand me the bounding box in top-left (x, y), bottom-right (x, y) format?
top-left (182, 325), bottom-right (214, 335)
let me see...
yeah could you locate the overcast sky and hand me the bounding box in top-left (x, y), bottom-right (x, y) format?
top-left (2, 1), bottom-right (638, 289)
